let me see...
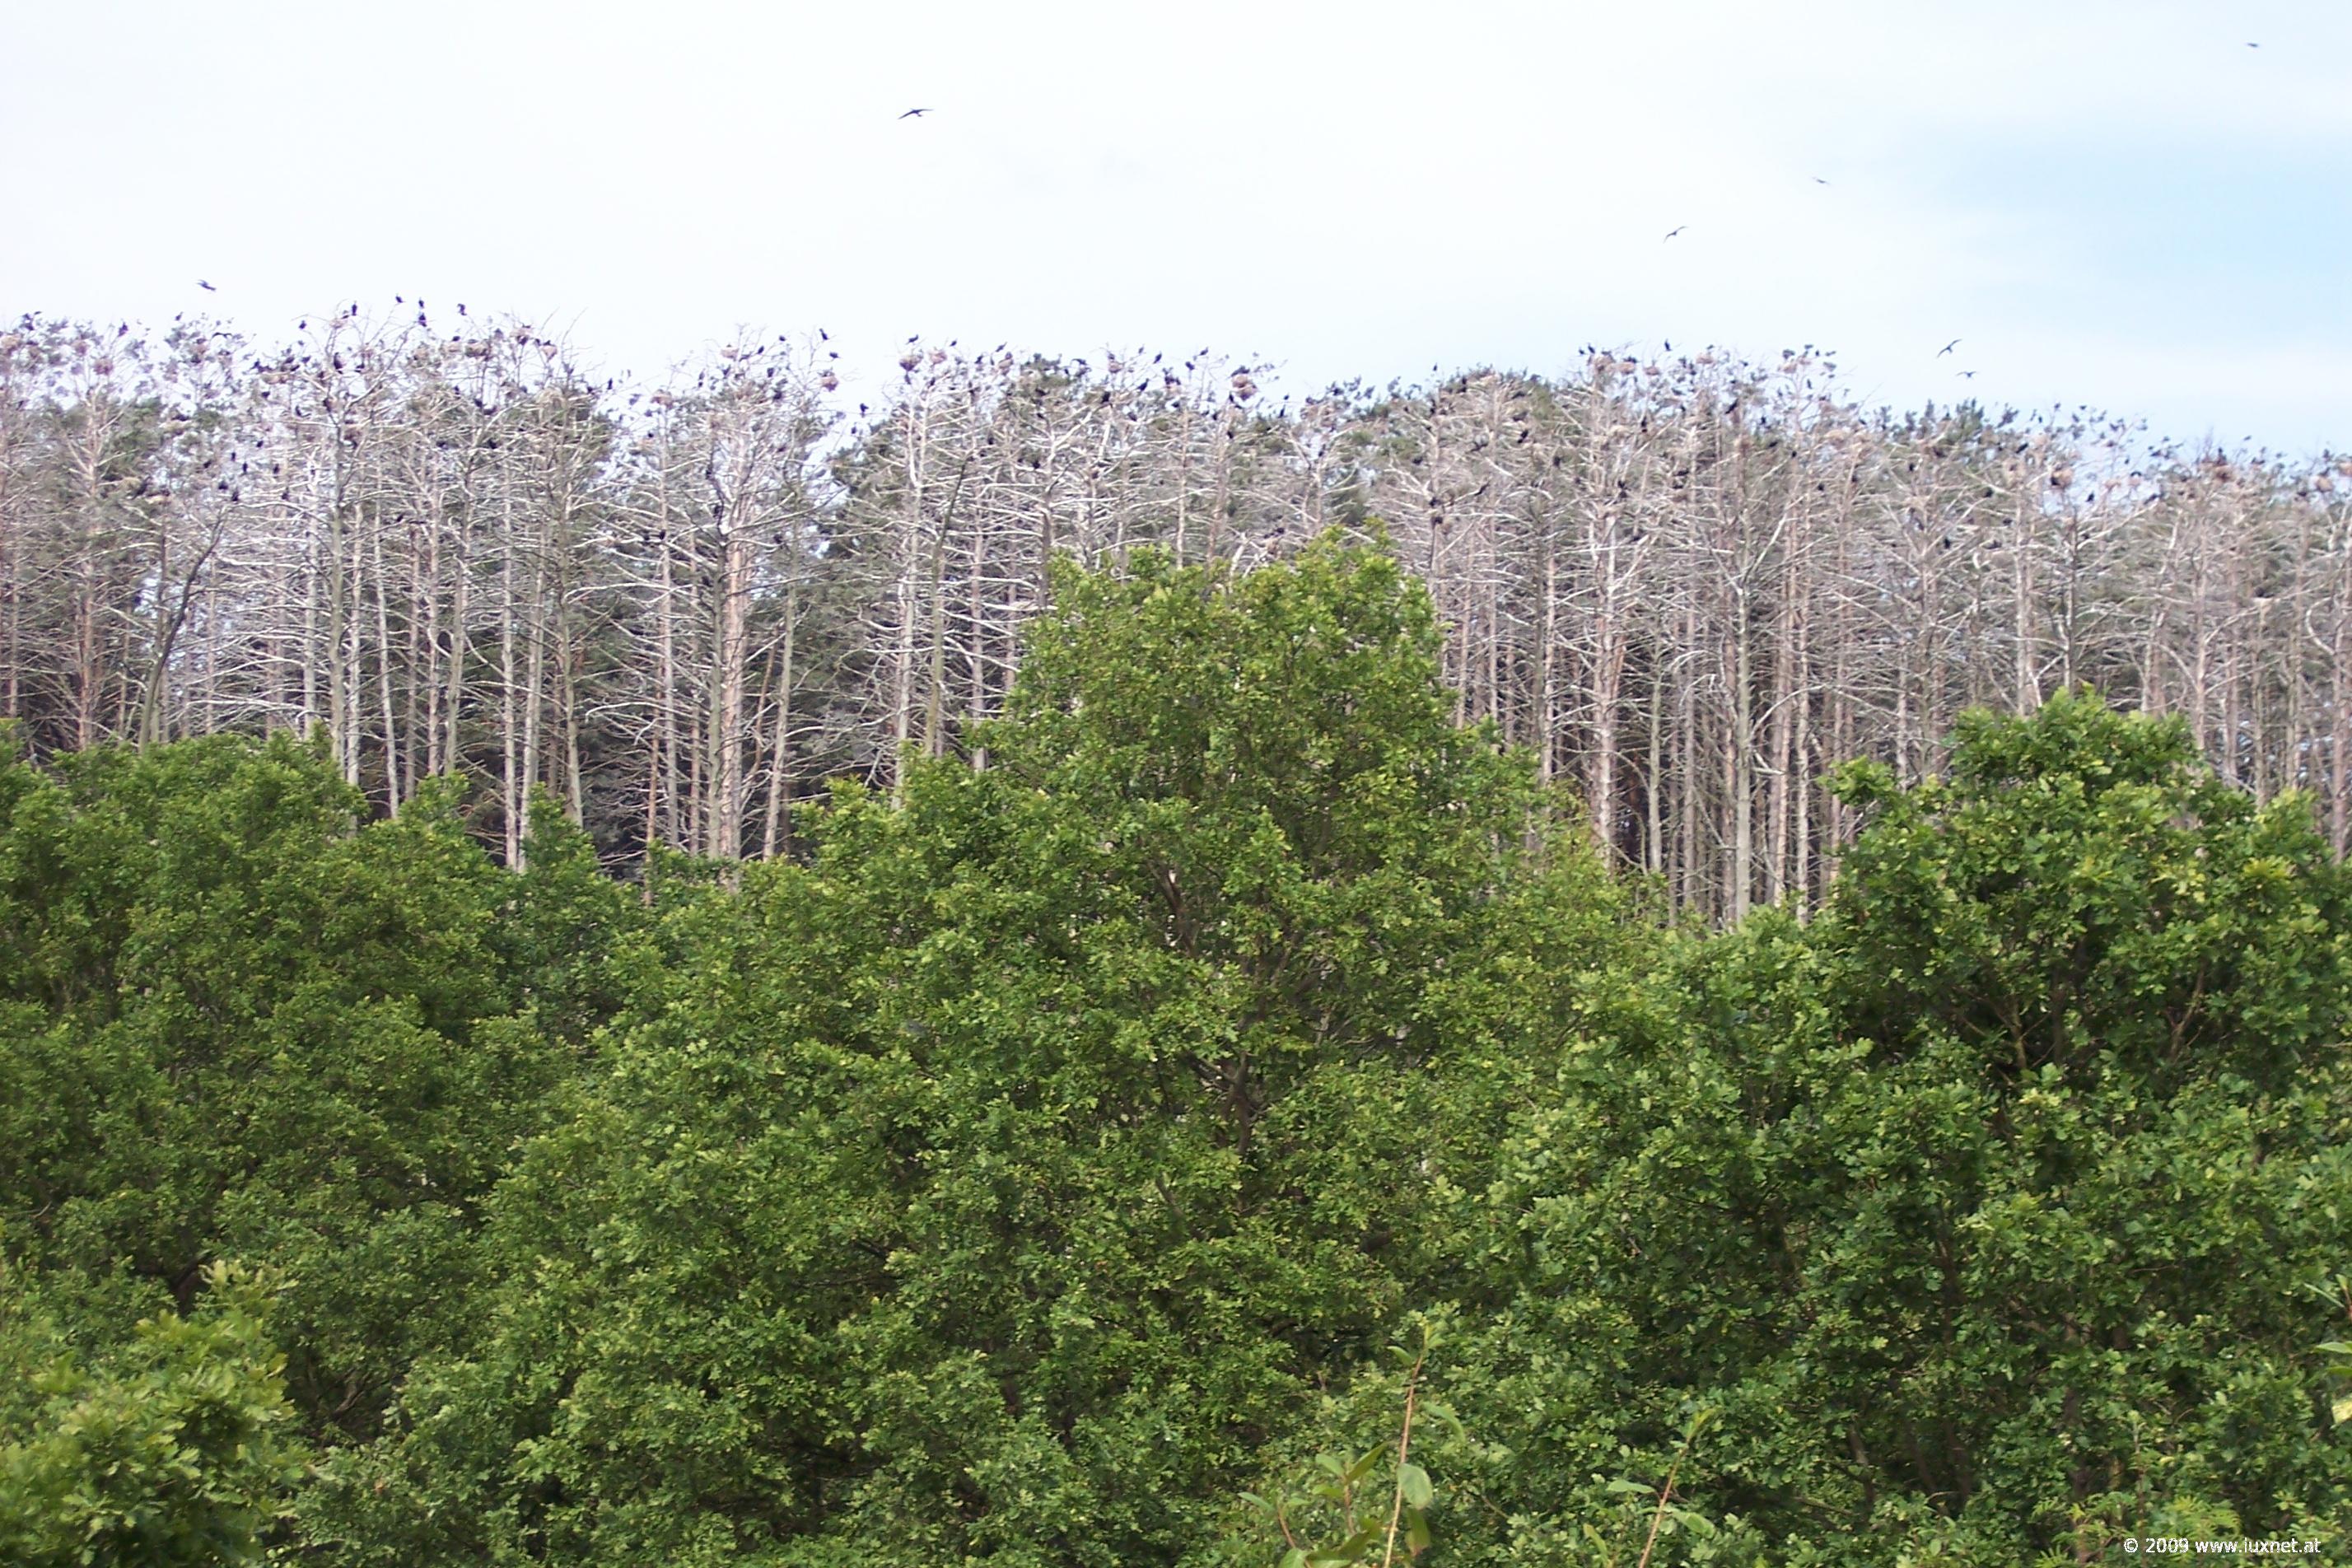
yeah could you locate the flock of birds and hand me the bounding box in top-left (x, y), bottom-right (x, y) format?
top-left (1643, 37), bottom-right (2263, 381)
top-left (1659, 177), bottom-right (1979, 377)
top-left (184, 39), bottom-right (2272, 403)
top-left (904, 100), bottom-right (1993, 385)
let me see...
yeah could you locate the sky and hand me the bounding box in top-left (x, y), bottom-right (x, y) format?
top-left (5, 0), bottom-right (2348, 455)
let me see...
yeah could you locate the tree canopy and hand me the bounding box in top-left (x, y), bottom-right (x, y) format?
top-left (0, 539), bottom-right (2345, 1564)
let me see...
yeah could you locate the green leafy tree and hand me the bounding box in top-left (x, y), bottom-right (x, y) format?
top-left (318, 536), bottom-right (1633, 1566)
top-left (1486, 691), bottom-right (2352, 1562)
top-left (0, 733), bottom-right (609, 1442)
top-left (0, 1258), bottom-right (305, 1566)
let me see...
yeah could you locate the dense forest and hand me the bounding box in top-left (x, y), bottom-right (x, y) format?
top-left (0, 534), bottom-right (2346, 1564)
top-left (5, 311), bottom-right (2352, 922)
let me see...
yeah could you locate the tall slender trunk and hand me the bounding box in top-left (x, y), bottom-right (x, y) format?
top-left (500, 493), bottom-right (522, 867)
top-left (1538, 528), bottom-right (1560, 783)
top-left (761, 580), bottom-right (798, 858)
top-left (708, 516), bottom-right (752, 859)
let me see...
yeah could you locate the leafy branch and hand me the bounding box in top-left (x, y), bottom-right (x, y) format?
top-left (1237, 1319), bottom-right (1461, 1566)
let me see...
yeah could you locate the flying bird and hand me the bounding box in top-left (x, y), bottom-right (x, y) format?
top-left (1813, 176), bottom-right (1829, 185)
top-left (1958, 370), bottom-right (1979, 379)
top-left (1663, 226), bottom-right (1687, 241)
top-left (1938, 338), bottom-right (1961, 357)
top-left (898, 107), bottom-right (931, 119)
top-left (197, 279), bottom-right (217, 292)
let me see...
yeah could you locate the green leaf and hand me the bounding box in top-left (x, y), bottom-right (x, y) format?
top-left (1672, 1506), bottom-right (1718, 1538)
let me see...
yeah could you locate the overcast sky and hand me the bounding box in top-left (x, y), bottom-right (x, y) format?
top-left (6, 0), bottom-right (2347, 454)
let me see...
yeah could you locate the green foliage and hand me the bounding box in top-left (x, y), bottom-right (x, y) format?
top-left (0, 733), bottom-right (618, 1442)
top-left (1823, 688), bottom-right (2345, 1096)
top-left (1581, 1408), bottom-right (1720, 1568)
top-left (1227, 1319), bottom-right (1457, 1567)
top-left (315, 537), bottom-right (1632, 1566)
top-left (1486, 692), bottom-right (2352, 1561)
top-left (0, 1257), bottom-right (305, 1566)
top-left (493, 791), bottom-right (646, 1050)
top-left (3, 564), bottom-right (2348, 1567)
top-left (2317, 1273), bottom-right (2352, 1428)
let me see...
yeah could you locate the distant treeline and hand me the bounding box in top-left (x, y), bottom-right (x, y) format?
top-left (3, 310), bottom-right (2347, 917)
